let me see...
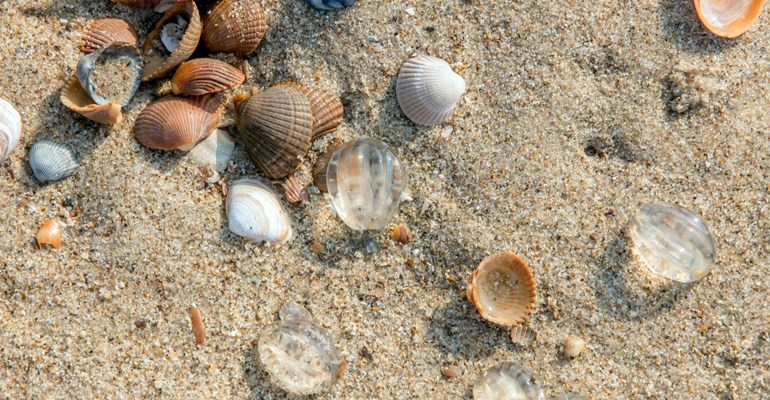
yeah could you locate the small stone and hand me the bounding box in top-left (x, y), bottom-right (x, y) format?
top-left (440, 367), bottom-right (458, 379)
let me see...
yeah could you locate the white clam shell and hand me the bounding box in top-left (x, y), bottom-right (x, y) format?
top-left (187, 129), bottom-right (235, 172)
top-left (0, 98), bottom-right (22, 163)
top-left (396, 55), bottom-right (466, 126)
top-left (226, 179), bottom-right (293, 244)
top-left (29, 140), bottom-right (79, 183)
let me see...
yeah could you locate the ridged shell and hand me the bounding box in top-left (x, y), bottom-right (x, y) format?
top-left (313, 138), bottom-right (342, 192)
top-left (226, 179), bottom-right (293, 244)
top-left (396, 55), bottom-right (466, 126)
top-left (171, 58), bottom-right (245, 95)
top-left (509, 325), bottom-right (537, 346)
top-left (307, 0), bottom-right (356, 10)
top-left (466, 252), bottom-right (536, 327)
top-left (277, 82), bottom-right (344, 139)
top-left (0, 98), bottom-right (22, 163)
top-left (79, 18), bottom-right (139, 54)
top-left (234, 86), bottom-right (313, 179)
top-left (202, 0), bottom-right (267, 56)
top-left (188, 128), bottom-right (234, 171)
top-left (60, 75), bottom-right (122, 125)
top-left (76, 43), bottom-right (143, 106)
top-left (142, 1), bottom-right (202, 81)
top-left (694, 0), bottom-right (765, 38)
top-left (135, 95), bottom-right (221, 151)
top-left (29, 140), bottom-right (79, 183)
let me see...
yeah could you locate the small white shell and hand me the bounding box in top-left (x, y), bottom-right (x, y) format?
top-left (187, 129), bottom-right (234, 172)
top-left (226, 179), bottom-right (293, 244)
top-left (396, 55), bottom-right (466, 126)
top-left (29, 140), bottom-right (79, 183)
top-left (0, 98), bottom-right (22, 163)
top-left (563, 336), bottom-right (586, 358)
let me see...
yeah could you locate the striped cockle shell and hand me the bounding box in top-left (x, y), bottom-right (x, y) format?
top-left (142, 1), bottom-right (202, 81)
top-left (171, 58), bottom-right (245, 96)
top-left (202, 0), bottom-right (267, 56)
top-left (466, 252), bottom-right (536, 327)
top-left (79, 18), bottom-right (139, 54)
top-left (226, 179), bottom-right (293, 244)
top-left (76, 43), bottom-right (143, 106)
top-left (187, 128), bottom-right (235, 171)
top-left (61, 75), bottom-right (122, 125)
top-left (134, 95), bottom-right (221, 151)
top-left (694, 0), bottom-right (766, 38)
top-left (396, 55), bottom-right (466, 126)
top-left (234, 86), bottom-right (313, 179)
top-left (29, 140), bottom-right (79, 183)
top-left (0, 98), bottom-right (22, 164)
top-left (277, 81), bottom-right (343, 139)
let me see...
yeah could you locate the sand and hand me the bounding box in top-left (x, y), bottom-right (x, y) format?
top-left (1, 0), bottom-right (770, 398)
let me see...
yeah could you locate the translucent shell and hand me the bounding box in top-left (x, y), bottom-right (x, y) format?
top-left (79, 18), bottom-right (139, 54)
top-left (396, 55), bottom-right (466, 126)
top-left (277, 82), bottom-right (344, 139)
top-left (307, 0), bottom-right (356, 10)
top-left (202, 0), bottom-right (267, 56)
top-left (142, 1), bottom-right (202, 81)
top-left (226, 179), bottom-right (293, 244)
top-left (29, 140), bottom-right (79, 183)
top-left (628, 202), bottom-right (718, 283)
top-left (234, 86), bottom-right (314, 179)
top-left (36, 219), bottom-right (63, 250)
top-left (76, 43), bottom-right (143, 106)
top-left (134, 95), bottom-right (222, 151)
top-left (0, 98), bottom-right (22, 164)
top-left (473, 362), bottom-right (545, 400)
top-left (171, 58), bottom-right (245, 96)
top-left (61, 75), bottom-right (123, 125)
top-left (466, 252), bottom-right (537, 327)
top-left (326, 138), bottom-right (407, 231)
top-left (694, 0), bottom-right (766, 38)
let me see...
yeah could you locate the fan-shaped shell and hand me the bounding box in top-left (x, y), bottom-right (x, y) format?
top-left (466, 252), bottom-right (536, 327)
top-left (171, 58), bottom-right (245, 95)
top-left (0, 98), bottom-right (22, 164)
top-left (202, 0), bottom-right (267, 56)
top-left (142, 1), bottom-right (202, 81)
top-left (234, 86), bottom-right (313, 179)
top-left (79, 18), bottom-right (139, 54)
top-left (134, 95), bottom-right (222, 151)
top-left (277, 82), bottom-right (344, 139)
top-left (694, 0), bottom-right (765, 38)
top-left (396, 55), bottom-right (466, 126)
top-left (187, 128), bottom-right (234, 171)
top-left (226, 179), bottom-right (293, 244)
top-left (61, 75), bottom-right (122, 125)
top-left (76, 43), bottom-right (143, 106)
top-left (29, 140), bottom-right (79, 183)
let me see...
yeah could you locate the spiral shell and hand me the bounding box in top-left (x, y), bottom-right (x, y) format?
top-left (61, 75), bottom-right (123, 125)
top-left (396, 55), bottom-right (466, 126)
top-left (226, 179), bottom-right (293, 244)
top-left (466, 252), bottom-right (536, 327)
top-left (29, 140), bottom-right (79, 183)
top-left (0, 98), bottom-right (22, 164)
top-left (142, 1), bottom-right (202, 81)
top-left (134, 95), bottom-right (222, 151)
top-left (171, 58), bottom-right (245, 95)
top-left (234, 86), bottom-right (314, 179)
top-left (202, 0), bottom-right (267, 56)
top-left (76, 43), bottom-right (143, 107)
top-left (79, 18), bottom-right (139, 54)
top-left (694, 0), bottom-right (765, 38)
top-left (277, 82), bottom-right (343, 139)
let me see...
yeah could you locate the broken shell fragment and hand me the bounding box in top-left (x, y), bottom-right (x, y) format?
top-left (202, 0), bottom-right (267, 56)
top-left (509, 325), bottom-right (537, 346)
top-left (187, 129), bottom-right (234, 171)
top-left (466, 252), bottom-right (536, 327)
top-left (277, 82), bottom-right (344, 139)
top-left (0, 98), bottom-right (22, 164)
top-left (694, 0), bottom-right (766, 38)
top-left (226, 179), bottom-right (293, 244)
top-left (563, 336), bottom-right (586, 358)
top-left (473, 362), bottom-right (545, 400)
top-left (171, 58), bottom-right (245, 96)
top-left (279, 176), bottom-right (309, 203)
top-left (76, 43), bottom-right (143, 106)
top-left (396, 55), bottom-right (466, 125)
top-left (189, 305), bottom-right (205, 346)
top-left (79, 18), bottom-right (139, 54)
top-left (61, 75), bottom-right (123, 125)
top-left (134, 95), bottom-right (221, 151)
top-left (142, 1), bottom-right (202, 81)
top-left (307, 0), bottom-right (356, 10)
top-left (29, 140), bottom-right (79, 183)
top-left (36, 219), bottom-right (63, 249)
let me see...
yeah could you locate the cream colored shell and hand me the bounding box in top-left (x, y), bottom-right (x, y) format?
top-left (0, 98), bottom-right (22, 163)
top-left (226, 179), bottom-right (293, 244)
top-left (396, 55), bottom-right (466, 126)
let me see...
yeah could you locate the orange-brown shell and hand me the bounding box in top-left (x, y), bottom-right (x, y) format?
top-left (171, 58), bottom-right (245, 95)
top-left (392, 225), bottom-right (412, 244)
top-left (134, 95), bottom-right (222, 151)
top-left (235, 86), bottom-right (313, 179)
top-left (36, 219), bottom-right (62, 249)
top-left (79, 18), bottom-right (139, 54)
top-left (142, 1), bottom-right (202, 81)
top-left (202, 0), bottom-right (267, 56)
top-left (466, 251), bottom-right (536, 327)
top-left (694, 0), bottom-right (766, 38)
top-left (277, 81), bottom-right (344, 139)
top-left (60, 75), bottom-right (123, 125)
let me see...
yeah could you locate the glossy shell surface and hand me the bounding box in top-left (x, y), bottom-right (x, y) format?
top-left (694, 0), bottom-right (765, 38)
top-left (396, 55), bottom-right (466, 125)
top-left (171, 58), bottom-right (245, 95)
top-left (466, 252), bottom-right (536, 327)
top-left (79, 18), bottom-right (139, 54)
top-left (0, 98), bottom-right (22, 163)
top-left (29, 140), bottom-right (79, 183)
top-left (134, 95), bottom-right (221, 151)
top-left (142, 1), bottom-right (202, 81)
top-left (76, 43), bottom-right (143, 106)
top-left (202, 0), bottom-right (267, 56)
top-left (473, 362), bottom-right (545, 400)
top-left (61, 75), bottom-right (122, 125)
top-left (36, 219), bottom-right (63, 249)
top-left (226, 179), bottom-right (293, 244)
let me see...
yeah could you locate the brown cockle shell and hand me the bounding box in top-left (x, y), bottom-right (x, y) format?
top-left (694, 0), bottom-right (766, 38)
top-left (277, 81), bottom-right (344, 139)
top-left (134, 95), bottom-right (222, 151)
top-left (60, 75), bottom-right (122, 125)
top-left (171, 58), bottom-right (245, 95)
top-left (466, 251), bottom-right (536, 327)
top-left (79, 18), bottom-right (139, 54)
top-left (313, 137), bottom-right (343, 192)
top-left (202, 0), bottom-right (267, 56)
top-left (235, 86), bottom-right (313, 179)
top-left (142, 1), bottom-right (202, 81)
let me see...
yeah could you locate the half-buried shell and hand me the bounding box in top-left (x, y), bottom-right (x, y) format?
top-left (202, 0), bottom-right (267, 56)
top-left (0, 98), bottom-right (22, 164)
top-left (142, 1), bottom-right (202, 81)
top-left (277, 81), bottom-right (343, 139)
top-left (171, 58), bottom-right (245, 95)
top-left (134, 95), bottom-right (222, 151)
top-left (694, 0), bottom-right (766, 38)
top-left (396, 55), bottom-right (466, 126)
top-left (79, 18), bottom-right (139, 54)
top-left (466, 251), bottom-right (536, 327)
top-left (29, 140), bottom-right (79, 183)
top-left (76, 43), bottom-right (143, 106)
top-left (226, 179), bottom-right (293, 244)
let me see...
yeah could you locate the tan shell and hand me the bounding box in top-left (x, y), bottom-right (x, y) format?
top-left (79, 18), bottom-right (139, 54)
top-left (202, 0), bottom-right (267, 56)
top-left (235, 86), bottom-right (313, 179)
top-left (313, 137), bottom-right (343, 192)
top-left (171, 58), bottom-right (245, 95)
top-left (134, 95), bottom-right (222, 151)
top-left (142, 1), bottom-right (202, 81)
top-left (392, 225), bottom-right (412, 244)
top-left (36, 219), bottom-right (62, 249)
top-left (466, 251), bottom-right (536, 327)
top-left (60, 75), bottom-right (122, 125)
top-left (694, 0), bottom-right (766, 38)
top-left (277, 82), bottom-right (343, 139)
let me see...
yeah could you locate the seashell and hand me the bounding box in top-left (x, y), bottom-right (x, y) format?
top-left (79, 18), bottom-right (139, 54)
top-left (307, 0), bottom-right (356, 10)
top-left (134, 95), bottom-right (221, 151)
top-left (279, 176), bottom-right (309, 203)
top-left (509, 325), bottom-right (537, 346)
top-left (189, 305), bottom-right (205, 346)
top-left (563, 336), bottom-right (586, 359)
top-left (36, 219), bottom-right (63, 250)
top-left (142, 1), bottom-right (202, 81)
top-left (0, 98), bottom-right (22, 164)
top-left (187, 128), bottom-right (234, 171)
top-left (202, 0), bottom-right (267, 56)
top-left (473, 362), bottom-right (545, 400)
top-left (694, 0), bottom-right (766, 38)
top-left (29, 140), bottom-right (79, 183)
top-left (326, 138), bottom-right (407, 231)
top-left (313, 137), bottom-right (343, 192)
top-left (466, 251), bottom-right (536, 327)
top-left (234, 86), bottom-right (314, 179)
top-left (258, 302), bottom-right (343, 395)
top-left (277, 82), bottom-right (344, 139)
top-left (554, 394), bottom-right (588, 400)
top-left (76, 43), bottom-right (143, 106)
top-left (60, 75), bottom-right (123, 125)
top-left (226, 179), bottom-right (293, 244)
top-left (392, 225), bottom-right (412, 244)
top-left (396, 55), bottom-right (466, 126)
top-left (111, 0), bottom-right (160, 7)
top-left (171, 58), bottom-right (245, 96)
